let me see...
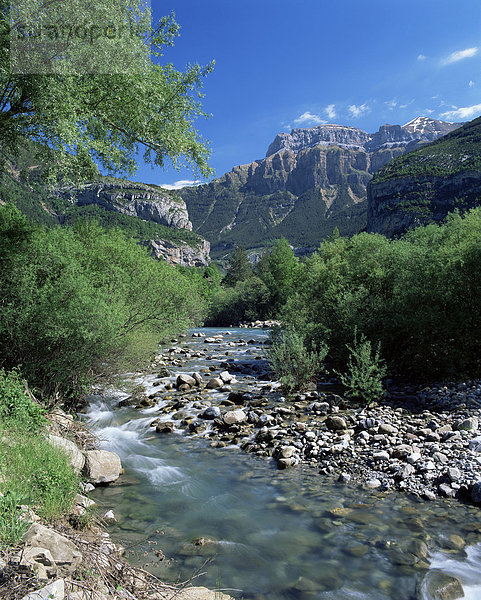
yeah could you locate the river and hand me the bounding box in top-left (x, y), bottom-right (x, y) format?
top-left (84, 327), bottom-right (481, 600)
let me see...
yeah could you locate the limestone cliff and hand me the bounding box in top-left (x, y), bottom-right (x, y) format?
top-left (367, 116), bottom-right (481, 237)
top-left (56, 179), bottom-right (193, 230)
top-left (180, 118), bottom-right (462, 255)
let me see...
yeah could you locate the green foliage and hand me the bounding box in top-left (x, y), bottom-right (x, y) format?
top-left (0, 204), bottom-right (207, 398)
top-left (0, 428), bottom-right (80, 526)
top-left (0, 5), bottom-right (213, 183)
top-left (206, 277), bottom-right (270, 326)
top-left (283, 207), bottom-right (481, 380)
top-left (0, 491), bottom-right (29, 547)
top-left (0, 369), bottom-right (46, 431)
top-left (267, 327), bottom-right (328, 394)
top-left (337, 332), bottom-right (387, 404)
top-left (222, 245), bottom-right (253, 287)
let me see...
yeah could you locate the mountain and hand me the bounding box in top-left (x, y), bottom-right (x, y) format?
top-left (180, 118), bottom-right (462, 256)
top-left (367, 116), bottom-right (481, 237)
top-left (0, 147), bottom-right (210, 267)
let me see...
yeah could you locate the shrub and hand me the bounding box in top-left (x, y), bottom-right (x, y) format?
top-left (0, 491), bottom-right (29, 547)
top-left (267, 327), bottom-right (328, 394)
top-left (0, 369), bottom-right (46, 432)
top-left (337, 331), bottom-right (387, 405)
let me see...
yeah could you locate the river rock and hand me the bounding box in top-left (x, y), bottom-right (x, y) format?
top-left (192, 372), bottom-right (204, 385)
top-left (206, 378), bottom-right (224, 390)
top-left (201, 406), bottom-right (221, 420)
top-left (176, 374), bottom-right (196, 389)
top-left (325, 416), bottom-right (347, 431)
top-left (417, 569), bottom-right (464, 600)
top-left (156, 421), bottom-right (175, 434)
top-left (84, 450), bottom-right (122, 484)
top-left (454, 417), bottom-right (478, 432)
top-left (19, 547), bottom-right (57, 579)
top-left (21, 579), bottom-right (65, 600)
top-left (48, 434), bottom-right (85, 473)
top-left (223, 409), bottom-right (247, 426)
top-left (470, 481), bottom-right (481, 503)
top-left (219, 371), bottom-right (234, 383)
top-left (23, 524), bottom-right (82, 574)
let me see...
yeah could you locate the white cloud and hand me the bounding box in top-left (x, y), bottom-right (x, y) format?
top-left (160, 179), bottom-right (202, 190)
top-left (442, 47), bottom-right (478, 65)
top-left (417, 54), bottom-right (427, 61)
top-left (348, 103), bottom-right (369, 118)
top-left (440, 103), bottom-right (481, 121)
top-left (469, 80), bottom-right (475, 87)
top-left (293, 111), bottom-right (326, 125)
top-left (386, 99), bottom-right (397, 110)
top-left (325, 104), bottom-right (337, 119)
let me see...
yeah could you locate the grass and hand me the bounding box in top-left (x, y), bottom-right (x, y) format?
top-left (0, 370), bottom-right (80, 547)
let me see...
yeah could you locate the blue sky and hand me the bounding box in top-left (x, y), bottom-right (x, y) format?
top-left (129, 0), bottom-right (481, 188)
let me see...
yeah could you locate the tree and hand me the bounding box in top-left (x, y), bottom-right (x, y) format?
top-left (0, 0), bottom-right (213, 183)
top-left (222, 245), bottom-right (253, 287)
top-left (258, 238), bottom-right (299, 316)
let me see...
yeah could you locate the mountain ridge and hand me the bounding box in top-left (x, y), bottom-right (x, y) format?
top-left (180, 117), bottom-right (462, 256)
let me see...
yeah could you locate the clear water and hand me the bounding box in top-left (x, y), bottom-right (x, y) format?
top-left (84, 328), bottom-right (481, 600)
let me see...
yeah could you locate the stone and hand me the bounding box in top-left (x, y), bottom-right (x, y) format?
top-left (219, 371), bottom-right (234, 383)
top-left (222, 409), bottom-right (247, 426)
top-left (446, 467), bottom-right (461, 482)
top-left (364, 478), bottom-right (382, 489)
top-left (103, 510), bottom-right (117, 523)
top-left (338, 472), bottom-right (351, 484)
top-left (391, 444), bottom-right (412, 459)
top-left (176, 373), bottom-right (196, 389)
top-left (455, 417), bottom-right (478, 432)
top-left (84, 450), bottom-right (122, 484)
top-left (395, 464), bottom-right (415, 480)
top-left (378, 423), bottom-right (398, 435)
top-left (19, 547), bottom-right (57, 580)
top-left (23, 524), bottom-right (82, 574)
top-left (48, 434), bottom-right (85, 473)
top-left (417, 569), bottom-right (464, 600)
top-left (201, 406), bottom-right (221, 420)
top-left (191, 372), bottom-right (203, 385)
top-left (156, 422), bottom-right (175, 434)
top-left (278, 446), bottom-right (297, 459)
top-left (21, 579), bottom-right (65, 600)
top-left (468, 436), bottom-right (481, 452)
top-left (206, 378), bottom-right (224, 390)
top-left (373, 451), bottom-right (390, 461)
top-left (471, 481), bottom-right (481, 503)
top-left (325, 415), bottom-right (347, 431)
top-left (438, 484), bottom-right (456, 498)
top-left (277, 457), bottom-right (296, 469)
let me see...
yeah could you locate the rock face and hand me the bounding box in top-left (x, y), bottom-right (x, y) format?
top-left (180, 118), bottom-right (462, 256)
top-left (148, 237), bottom-right (210, 267)
top-left (23, 524), bottom-right (83, 575)
top-left (57, 180), bottom-right (192, 230)
top-left (367, 116), bottom-right (481, 237)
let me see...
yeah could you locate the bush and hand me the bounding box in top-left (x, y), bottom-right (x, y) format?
top-left (267, 327), bottom-right (328, 394)
top-left (0, 206), bottom-right (207, 399)
top-left (0, 369), bottom-right (46, 432)
top-left (337, 332), bottom-right (387, 405)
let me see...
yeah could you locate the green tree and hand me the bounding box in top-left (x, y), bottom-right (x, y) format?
top-left (0, 1), bottom-right (213, 182)
top-left (222, 245), bottom-right (253, 287)
top-left (259, 237), bottom-right (299, 316)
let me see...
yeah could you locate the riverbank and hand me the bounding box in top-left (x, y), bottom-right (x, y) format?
top-left (136, 330), bottom-right (481, 506)
top-left (0, 406), bottom-right (234, 600)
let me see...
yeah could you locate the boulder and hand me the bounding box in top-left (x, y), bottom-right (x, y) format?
top-left (325, 415), bottom-right (347, 431)
top-left (191, 372), bottom-right (204, 385)
top-left (206, 378), bottom-right (224, 390)
top-left (222, 409), bottom-right (247, 426)
top-left (19, 547), bottom-right (57, 580)
top-left (417, 569), bottom-right (464, 600)
top-left (201, 406), bottom-right (221, 420)
top-left (23, 524), bottom-right (82, 574)
top-left (176, 374), bottom-right (196, 389)
top-left (471, 481), bottom-right (481, 503)
top-left (219, 371), bottom-right (234, 383)
top-left (48, 434), bottom-right (85, 473)
top-left (21, 579), bottom-right (65, 600)
top-left (156, 422), bottom-right (175, 434)
top-left (84, 450), bottom-right (122, 484)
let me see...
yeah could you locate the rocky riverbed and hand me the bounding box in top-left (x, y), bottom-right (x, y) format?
top-left (125, 329), bottom-right (481, 506)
